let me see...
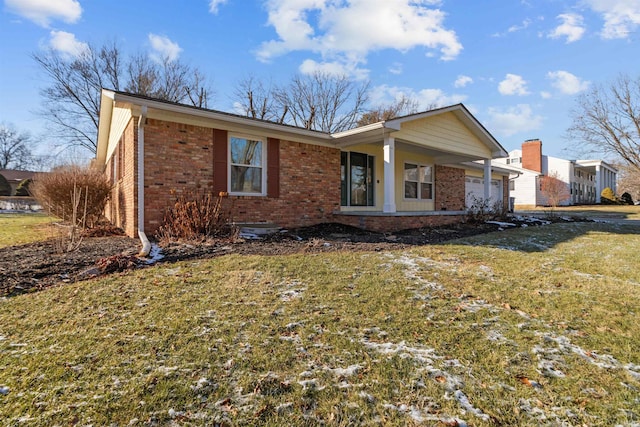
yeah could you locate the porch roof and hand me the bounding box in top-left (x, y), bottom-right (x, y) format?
top-left (332, 104), bottom-right (508, 162)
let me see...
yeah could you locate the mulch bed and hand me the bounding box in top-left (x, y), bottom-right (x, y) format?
top-left (0, 219), bottom-right (563, 297)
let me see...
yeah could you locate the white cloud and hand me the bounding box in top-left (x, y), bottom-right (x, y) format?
top-left (299, 58), bottom-right (369, 80)
top-left (370, 84), bottom-right (466, 110)
top-left (148, 34), bottom-right (182, 62)
top-left (492, 16), bottom-right (543, 37)
top-left (547, 70), bottom-right (590, 95)
top-left (209, 0), bottom-right (228, 14)
top-left (454, 75), bottom-right (473, 88)
top-left (5, 0), bottom-right (81, 27)
top-left (487, 104), bottom-right (543, 137)
top-left (508, 18), bottom-right (532, 33)
top-left (389, 62), bottom-right (403, 75)
top-left (548, 13), bottom-right (585, 43)
top-left (48, 30), bottom-right (88, 58)
top-left (540, 91), bottom-right (552, 99)
top-left (584, 0), bottom-right (640, 39)
top-left (257, 0), bottom-right (462, 76)
top-left (498, 74), bottom-right (530, 96)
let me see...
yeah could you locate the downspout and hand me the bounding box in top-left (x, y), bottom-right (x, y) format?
top-left (137, 106), bottom-right (151, 256)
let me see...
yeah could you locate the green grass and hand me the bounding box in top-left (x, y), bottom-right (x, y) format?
top-left (1, 220), bottom-right (639, 426)
top-left (0, 213), bottom-right (58, 247)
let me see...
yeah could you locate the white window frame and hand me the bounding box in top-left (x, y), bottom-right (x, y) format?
top-left (403, 162), bottom-right (433, 201)
top-left (228, 134), bottom-right (267, 196)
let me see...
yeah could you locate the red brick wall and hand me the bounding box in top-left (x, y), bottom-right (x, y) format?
top-left (434, 165), bottom-right (465, 211)
top-left (138, 119), bottom-right (341, 236)
top-left (230, 141), bottom-right (341, 228)
top-left (104, 118), bottom-right (137, 237)
top-left (143, 119), bottom-right (214, 232)
top-left (522, 139), bottom-right (543, 173)
top-left (502, 176), bottom-right (509, 211)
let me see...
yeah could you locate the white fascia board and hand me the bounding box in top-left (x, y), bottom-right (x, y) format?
top-left (95, 89), bottom-right (116, 168)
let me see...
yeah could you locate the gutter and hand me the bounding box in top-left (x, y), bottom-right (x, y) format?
top-left (137, 106), bottom-right (151, 256)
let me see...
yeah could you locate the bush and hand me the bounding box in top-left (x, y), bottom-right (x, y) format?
top-left (600, 187), bottom-right (617, 204)
top-left (15, 178), bottom-right (31, 196)
top-left (620, 192), bottom-right (634, 205)
top-left (0, 174), bottom-right (10, 196)
top-left (466, 194), bottom-right (505, 223)
top-left (30, 165), bottom-right (111, 228)
top-left (156, 191), bottom-right (233, 243)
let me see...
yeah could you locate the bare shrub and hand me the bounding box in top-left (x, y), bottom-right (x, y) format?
top-left (466, 194), bottom-right (505, 223)
top-left (156, 191), bottom-right (234, 243)
top-left (540, 171), bottom-right (570, 213)
top-left (30, 165), bottom-right (111, 228)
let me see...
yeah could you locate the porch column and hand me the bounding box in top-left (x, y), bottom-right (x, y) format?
top-left (383, 135), bottom-right (396, 213)
top-left (595, 165), bottom-right (601, 203)
top-left (483, 159), bottom-right (492, 201)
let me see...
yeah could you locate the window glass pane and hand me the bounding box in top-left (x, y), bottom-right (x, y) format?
top-left (420, 183), bottom-right (433, 199)
top-left (231, 166), bottom-right (262, 193)
top-left (350, 153), bottom-right (367, 206)
top-left (230, 137), bottom-right (262, 166)
top-left (405, 181), bottom-right (418, 198)
top-left (421, 166), bottom-right (432, 183)
top-left (404, 163), bottom-right (418, 181)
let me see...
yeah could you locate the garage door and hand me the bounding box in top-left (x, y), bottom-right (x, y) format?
top-left (465, 176), bottom-right (502, 208)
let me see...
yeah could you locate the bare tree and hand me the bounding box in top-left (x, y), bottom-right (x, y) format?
top-left (233, 75), bottom-right (280, 121)
top-left (33, 41), bottom-right (212, 154)
top-left (568, 74), bottom-right (640, 171)
top-left (540, 171), bottom-right (570, 211)
top-left (357, 95), bottom-right (424, 126)
top-left (0, 123), bottom-right (33, 169)
top-left (272, 72), bottom-right (370, 132)
top-left (616, 162), bottom-right (640, 202)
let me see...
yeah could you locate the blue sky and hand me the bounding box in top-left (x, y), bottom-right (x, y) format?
top-left (1, 0), bottom-right (639, 161)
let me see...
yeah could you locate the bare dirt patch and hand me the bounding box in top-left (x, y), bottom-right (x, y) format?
top-left (0, 220), bottom-right (553, 297)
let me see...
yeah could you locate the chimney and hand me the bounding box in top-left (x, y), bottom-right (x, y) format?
top-left (522, 139), bottom-right (542, 173)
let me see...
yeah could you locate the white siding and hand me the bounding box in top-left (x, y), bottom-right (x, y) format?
top-left (510, 170), bottom-right (539, 207)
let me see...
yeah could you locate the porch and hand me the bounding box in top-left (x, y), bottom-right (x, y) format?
top-left (332, 105), bottom-right (508, 228)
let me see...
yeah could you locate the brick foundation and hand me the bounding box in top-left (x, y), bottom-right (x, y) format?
top-left (334, 213), bottom-right (465, 233)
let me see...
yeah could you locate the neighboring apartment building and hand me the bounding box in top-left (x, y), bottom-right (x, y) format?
top-left (493, 139), bottom-right (618, 208)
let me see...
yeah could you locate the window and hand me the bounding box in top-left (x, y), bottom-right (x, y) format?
top-left (509, 180), bottom-right (515, 191)
top-left (404, 163), bottom-right (433, 200)
top-left (229, 135), bottom-right (265, 195)
top-left (341, 151), bottom-right (374, 206)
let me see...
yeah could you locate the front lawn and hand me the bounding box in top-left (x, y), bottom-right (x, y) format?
top-left (1, 220), bottom-right (639, 425)
top-left (0, 213), bottom-right (57, 248)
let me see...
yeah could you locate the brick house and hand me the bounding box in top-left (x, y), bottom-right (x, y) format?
top-left (96, 90), bottom-right (509, 240)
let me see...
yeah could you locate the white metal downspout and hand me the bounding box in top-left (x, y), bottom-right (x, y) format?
top-left (137, 106), bottom-right (151, 256)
